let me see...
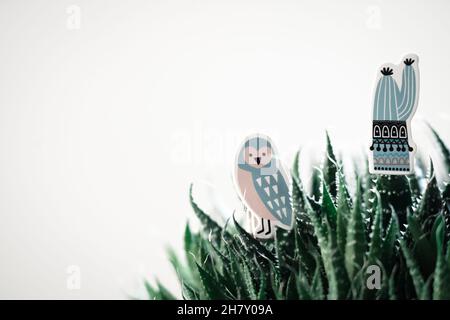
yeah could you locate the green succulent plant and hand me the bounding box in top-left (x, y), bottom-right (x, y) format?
top-left (145, 126), bottom-right (450, 300)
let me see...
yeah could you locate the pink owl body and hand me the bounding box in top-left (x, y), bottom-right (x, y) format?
top-left (235, 168), bottom-right (277, 221)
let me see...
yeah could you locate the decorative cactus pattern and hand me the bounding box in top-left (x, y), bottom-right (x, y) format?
top-left (373, 58), bottom-right (417, 121)
top-left (370, 54), bottom-right (419, 174)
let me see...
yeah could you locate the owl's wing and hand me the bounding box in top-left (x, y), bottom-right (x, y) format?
top-left (253, 171), bottom-right (293, 227)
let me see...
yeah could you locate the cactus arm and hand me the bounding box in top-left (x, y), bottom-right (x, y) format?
top-left (373, 70), bottom-right (400, 121)
top-left (397, 64), bottom-right (417, 121)
top-left (387, 76), bottom-right (399, 120)
top-left (373, 78), bottom-right (383, 120)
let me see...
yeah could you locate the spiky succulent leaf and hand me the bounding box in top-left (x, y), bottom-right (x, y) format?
top-left (189, 184), bottom-right (230, 246)
top-left (428, 124), bottom-right (450, 173)
top-left (328, 231), bottom-right (351, 299)
top-left (368, 193), bottom-right (383, 265)
top-left (323, 132), bottom-right (338, 199)
top-left (232, 215), bottom-right (276, 268)
top-left (275, 228), bottom-right (296, 275)
top-left (432, 216), bottom-right (450, 299)
top-left (443, 183), bottom-right (450, 239)
top-left (418, 161), bottom-right (443, 233)
top-left (406, 210), bottom-right (436, 276)
top-left (196, 262), bottom-right (229, 299)
top-left (388, 267), bottom-right (398, 300)
top-left (376, 175), bottom-right (412, 228)
top-left (144, 280), bottom-right (177, 300)
top-left (292, 152), bottom-right (315, 239)
top-left (295, 272), bottom-right (312, 300)
top-left (345, 180), bottom-right (367, 279)
top-left (311, 168), bottom-right (322, 201)
top-left (182, 281), bottom-right (200, 300)
top-left (310, 262), bottom-right (325, 300)
top-left (381, 212), bottom-right (399, 272)
top-left (400, 239), bottom-right (425, 298)
top-left (322, 182), bottom-right (337, 231)
top-left (336, 167), bottom-right (351, 255)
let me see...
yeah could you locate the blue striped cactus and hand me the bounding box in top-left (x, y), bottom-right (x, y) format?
top-left (370, 55), bottom-right (419, 175)
top-left (373, 58), bottom-right (417, 121)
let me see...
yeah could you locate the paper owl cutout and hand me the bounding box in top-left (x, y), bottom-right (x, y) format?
top-left (369, 54), bottom-right (420, 175)
top-left (233, 134), bottom-right (293, 239)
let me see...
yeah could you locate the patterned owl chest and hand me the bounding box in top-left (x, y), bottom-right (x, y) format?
top-left (251, 172), bottom-right (291, 222)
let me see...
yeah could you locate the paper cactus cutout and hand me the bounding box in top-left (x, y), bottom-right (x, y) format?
top-left (369, 54), bottom-right (420, 175)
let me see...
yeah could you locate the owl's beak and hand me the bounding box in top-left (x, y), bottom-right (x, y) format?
top-left (255, 157), bottom-right (261, 165)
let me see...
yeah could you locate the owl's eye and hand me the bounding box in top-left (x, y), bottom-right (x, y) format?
top-left (262, 152), bottom-right (266, 156)
top-left (249, 153), bottom-right (253, 157)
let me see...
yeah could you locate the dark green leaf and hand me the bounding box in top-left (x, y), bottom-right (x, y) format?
top-left (323, 132), bottom-right (338, 199)
top-left (345, 180), bottom-right (367, 278)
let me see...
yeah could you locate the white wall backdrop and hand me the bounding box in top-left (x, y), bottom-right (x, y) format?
top-left (0, 0), bottom-right (449, 299)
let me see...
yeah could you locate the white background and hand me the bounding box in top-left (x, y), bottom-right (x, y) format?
top-left (1, 0), bottom-right (449, 299)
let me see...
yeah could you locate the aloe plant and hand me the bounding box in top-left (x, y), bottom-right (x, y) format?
top-left (146, 127), bottom-right (450, 300)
